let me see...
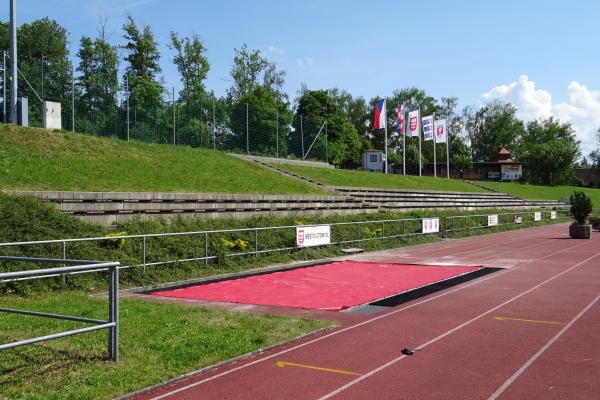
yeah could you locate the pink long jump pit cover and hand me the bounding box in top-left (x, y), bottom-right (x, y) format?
top-left (152, 261), bottom-right (482, 311)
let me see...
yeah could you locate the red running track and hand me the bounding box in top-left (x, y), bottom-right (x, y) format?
top-left (127, 223), bottom-right (600, 400)
top-left (152, 261), bottom-right (482, 311)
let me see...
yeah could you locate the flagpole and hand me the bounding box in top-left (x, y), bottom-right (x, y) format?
top-left (402, 108), bottom-right (406, 175)
top-left (433, 113), bottom-right (437, 178)
top-left (446, 123), bottom-right (450, 179)
top-left (418, 107), bottom-right (422, 177)
top-left (384, 122), bottom-right (388, 174)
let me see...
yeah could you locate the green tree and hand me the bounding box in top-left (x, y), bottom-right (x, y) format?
top-left (518, 118), bottom-right (580, 185)
top-left (169, 32), bottom-right (209, 103)
top-left (122, 14), bottom-right (163, 123)
top-left (0, 18), bottom-right (72, 127)
top-left (464, 101), bottom-right (525, 162)
top-left (450, 135), bottom-right (472, 172)
top-left (75, 34), bottom-right (119, 135)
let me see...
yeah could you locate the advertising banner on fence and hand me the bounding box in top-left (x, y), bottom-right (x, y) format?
top-left (422, 218), bottom-right (440, 234)
top-left (550, 211), bottom-right (557, 220)
top-left (488, 214), bottom-right (499, 227)
top-left (534, 212), bottom-right (542, 222)
top-left (514, 214), bottom-right (523, 224)
top-left (296, 225), bottom-right (331, 247)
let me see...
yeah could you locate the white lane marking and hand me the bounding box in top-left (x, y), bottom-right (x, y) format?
top-left (487, 292), bottom-right (600, 400)
top-left (318, 250), bottom-right (600, 400)
top-left (146, 234), bottom-right (591, 400)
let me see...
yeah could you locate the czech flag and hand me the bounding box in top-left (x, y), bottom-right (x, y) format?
top-left (373, 99), bottom-right (386, 130)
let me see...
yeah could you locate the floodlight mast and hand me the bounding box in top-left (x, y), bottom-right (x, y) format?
top-left (9, 0), bottom-right (18, 124)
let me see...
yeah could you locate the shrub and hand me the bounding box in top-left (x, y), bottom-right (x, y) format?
top-left (589, 215), bottom-right (600, 231)
top-left (569, 191), bottom-right (593, 225)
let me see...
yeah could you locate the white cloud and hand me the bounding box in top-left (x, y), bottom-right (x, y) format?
top-left (296, 56), bottom-right (315, 69)
top-left (482, 76), bottom-right (600, 154)
top-left (266, 46), bottom-right (285, 63)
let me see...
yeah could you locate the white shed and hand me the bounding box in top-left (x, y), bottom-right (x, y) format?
top-left (362, 150), bottom-right (384, 172)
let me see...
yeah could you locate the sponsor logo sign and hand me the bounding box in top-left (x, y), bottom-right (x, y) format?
top-left (488, 214), bottom-right (499, 227)
top-left (422, 218), bottom-right (440, 234)
top-left (422, 116), bottom-right (434, 141)
top-left (534, 211), bottom-right (542, 222)
top-left (296, 225), bottom-right (330, 247)
top-left (514, 214), bottom-right (523, 224)
top-left (550, 211), bottom-right (557, 220)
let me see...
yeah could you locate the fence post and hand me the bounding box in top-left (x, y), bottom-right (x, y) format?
top-left (142, 237), bottom-right (146, 274)
top-left (205, 232), bottom-right (209, 266)
top-left (300, 115), bottom-right (304, 158)
top-left (255, 229), bottom-right (258, 257)
top-left (71, 66), bottom-right (75, 132)
top-left (276, 108), bottom-right (279, 158)
top-left (212, 99), bottom-right (216, 150)
top-left (2, 51), bottom-right (5, 123)
top-left (325, 122), bottom-right (328, 164)
top-left (125, 76), bottom-right (130, 141)
top-left (246, 103), bottom-right (249, 154)
top-left (172, 87), bottom-right (176, 145)
top-left (108, 264), bottom-right (119, 362)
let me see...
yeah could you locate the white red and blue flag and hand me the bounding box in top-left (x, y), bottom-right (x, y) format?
top-left (373, 99), bottom-right (386, 130)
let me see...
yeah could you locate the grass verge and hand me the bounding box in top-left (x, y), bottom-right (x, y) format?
top-left (472, 180), bottom-right (600, 206)
top-left (0, 125), bottom-right (324, 195)
top-left (272, 163), bottom-right (488, 192)
top-left (0, 293), bottom-right (331, 400)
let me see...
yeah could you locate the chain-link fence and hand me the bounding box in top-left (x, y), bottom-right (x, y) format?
top-left (0, 54), bottom-right (329, 163)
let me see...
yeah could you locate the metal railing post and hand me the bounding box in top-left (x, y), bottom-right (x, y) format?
top-left (108, 264), bottom-right (119, 362)
top-left (142, 237), bottom-right (146, 274)
top-left (255, 229), bottom-right (258, 257)
top-left (381, 221), bottom-right (385, 241)
top-left (205, 232), bottom-right (209, 266)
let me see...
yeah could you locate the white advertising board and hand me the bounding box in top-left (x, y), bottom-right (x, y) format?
top-left (534, 211), bottom-right (542, 222)
top-left (488, 214), bottom-right (499, 227)
top-left (43, 101), bottom-right (62, 130)
top-left (514, 215), bottom-right (523, 224)
top-left (422, 218), bottom-right (440, 234)
top-left (550, 211), bottom-right (557, 220)
top-left (296, 225), bottom-right (330, 247)
top-left (501, 164), bottom-right (523, 180)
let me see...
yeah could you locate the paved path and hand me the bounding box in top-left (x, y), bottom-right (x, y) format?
top-left (128, 224), bottom-right (600, 400)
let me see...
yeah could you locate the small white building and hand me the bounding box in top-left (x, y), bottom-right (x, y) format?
top-left (362, 150), bottom-right (385, 172)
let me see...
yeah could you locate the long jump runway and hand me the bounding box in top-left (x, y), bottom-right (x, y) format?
top-left (129, 223), bottom-right (600, 400)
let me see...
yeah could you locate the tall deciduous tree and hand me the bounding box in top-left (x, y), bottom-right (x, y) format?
top-left (464, 101), bottom-right (525, 162)
top-left (518, 118), bottom-right (580, 185)
top-left (122, 15), bottom-right (163, 112)
top-left (169, 32), bottom-right (209, 103)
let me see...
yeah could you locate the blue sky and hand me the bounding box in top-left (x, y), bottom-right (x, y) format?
top-left (4, 0), bottom-right (600, 151)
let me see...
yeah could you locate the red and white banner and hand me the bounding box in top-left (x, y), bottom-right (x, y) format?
top-left (422, 115), bottom-right (434, 141)
top-left (550, 211), bottom-right (557, 220)
top-left (396, 105), bottom-right (405, 135)
top-left (407, 110), bottom-right (420, 137)
top-left (488, 214), bottom-right (499, 227)
top-left (434, 119), bottom-right (447, 143)
top-left (534, 212), bottom-right (542, 222)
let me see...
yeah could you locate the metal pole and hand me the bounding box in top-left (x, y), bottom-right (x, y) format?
top-left (41, 54), bottom-right (44, 100)
top-left (402, 107), bottom-right (406, 175)
top-left (172, 87), bottom-right (176, 145)
top-left (418, 108), bottom-right (422, 176)
top-left (325, 122), bottom-right (328, 164)
top-left (9, 0), bottom-right (18, 124)
top-left (300, 115), bottom-right (304, 158)
top-left (447, 125), bottom-right (450, 179)
top-left (433, 112), bottom-right (436, 178)
top-left (384, 122), bottom-right (388, 174)
top-left (246, 102), bottom-right (249, 154)
top-left (108, 264), bottom-right (119, 362)
top-left (71, 66), bottom-right (75, 132)
top-left (276, 108), bottom-right (279, 158)
top-left (125, 76), bottom-right (130, 141)
top-left (212, 99), bottom-right (216, 150)
top-left (2, 51), bottom-right (6, 123)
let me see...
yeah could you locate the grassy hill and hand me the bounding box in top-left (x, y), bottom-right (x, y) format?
top-left (273, 163), bottom-right (487, 193)
top-left (474, 181), bottom-right (600, 206)
top-left (0, 125), bottom-right (324, 195)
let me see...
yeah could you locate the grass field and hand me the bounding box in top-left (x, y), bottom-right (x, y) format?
top-left (0, 293), bottom-right (331, 399)
top-left (474, 181), bottom-right (600, 206)
top-left (273, 163), bottom-right (487, 193)
top-left (0, 125), bottom-right (323, 195)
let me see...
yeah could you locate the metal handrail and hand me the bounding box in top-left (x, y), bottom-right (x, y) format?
top-left (0, 260), bottom-right (120, 361)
